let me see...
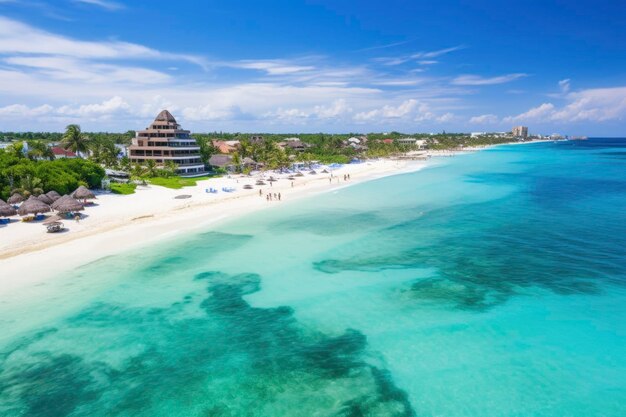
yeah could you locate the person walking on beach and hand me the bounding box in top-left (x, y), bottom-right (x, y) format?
top-left (259, 189), bottom-right (263, 197)
top-left (291, 181), bottom-right (294, 187)
top-left (278, 193), bottom-right (281, 201)
top-left (329, 177), bottom-right (332, 184)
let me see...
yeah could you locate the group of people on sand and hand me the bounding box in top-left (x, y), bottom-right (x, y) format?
top-left (259, 189), bottom-right (281, 202)
top-left (329, 173), bottom-right (351, 184)
top-left (266, 192), bottom-right (281, 202)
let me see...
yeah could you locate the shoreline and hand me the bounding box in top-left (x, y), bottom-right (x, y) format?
top-left (0, 158), bottom-right (428, 294)
top-left (0, 139), bottom-right (551, 292)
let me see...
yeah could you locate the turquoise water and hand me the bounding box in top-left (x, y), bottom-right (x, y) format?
top-left (1, 139), bottom-right (625, 416)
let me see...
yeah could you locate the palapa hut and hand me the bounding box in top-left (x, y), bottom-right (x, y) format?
top-left (0, 199), bottom-right (17, 217)
top-left (52, 195), bottom-right (84, 213)
top-left (46, 190), bottom-right (62, 202)
top-left (37, 194), bottom-right (54, 205)
top-left (8, 193), bottom-right (24, 205)
top-left (43, 214), bottom-right (64, 225)
top-left (71, 185), bottom-right (96, 202)
top-left (17, 196), bottom-right (51, 216)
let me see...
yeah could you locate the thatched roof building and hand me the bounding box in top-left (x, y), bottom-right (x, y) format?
top-left (8, 193), bottom-right (23, 204)
top-left (71, 185), bottom-right (95, 200)
top-left (0, 199), bottom-right (17, 217)
top-left (17, 196), bottom-right (51, 216)
top-left (209, 154), bottom-right (234, 169)
top-left (43, 214), bottom-right (64, 225)
top-left (52, 195), bottom-right (84, 213)
top-left (37, 194), bottom-right (54, 205)
top-left (46, 190), bottom-right (62, 202)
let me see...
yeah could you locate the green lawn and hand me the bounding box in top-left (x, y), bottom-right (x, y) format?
top-left (148, 175), bottom-right (216, 189)
top-left (110, 183), bottom-right (137, 195)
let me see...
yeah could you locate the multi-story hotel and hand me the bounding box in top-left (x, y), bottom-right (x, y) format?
top-left (128, 110), bottom-right (205, 176)
top-left (512, 126), bottom-right (528, 139)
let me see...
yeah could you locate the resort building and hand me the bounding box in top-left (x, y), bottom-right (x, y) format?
top-left (51, 146), bottom-right (77, 159)
top-left (512, 126), bottom-right (528, 139)
top-left (212, 140), bottom-right (240, 154)
top-left (128, 110), bottom-right (205, 176)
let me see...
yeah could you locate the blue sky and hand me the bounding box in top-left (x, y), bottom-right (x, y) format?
top-left (0, 0), bottom-right (625, 135)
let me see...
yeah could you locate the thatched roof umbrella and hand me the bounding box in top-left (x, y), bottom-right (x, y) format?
top-left (8, 193), bottom-right (23, 205)
top-left (71, 185), bottom-right (96, 201)
top-left (52, 195), bottom-right (84, 213)
top-left (37, 193), bottom-right (54, 205)
top-left (43, 214), bottom-right (64, 225)
top-left (17, 196), bottom-right (51, 216)
top-left (46, 190), bottom-right (62, 202)
top-left (0, 199), bottom-right (17, 217)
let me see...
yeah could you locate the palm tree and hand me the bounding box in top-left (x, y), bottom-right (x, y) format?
top-left (164, 161), bottom-right (178, 177)
top-left (61, 124), bottom-right (89, 157)
top-left (11, 175), bottom-right (44, 198)
top-left (231, 152), bottom-right (242, 173)
top-left (144, 160), bottom-right (158, 177)
top-left (26, 141), bottom-right (54, 160)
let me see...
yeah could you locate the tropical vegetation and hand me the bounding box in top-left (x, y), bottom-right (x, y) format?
top-left (0, 146), bottom-right (105, 200)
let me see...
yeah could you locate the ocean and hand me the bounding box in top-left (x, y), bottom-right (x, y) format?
top-left (1, 139), bottom-right (625, 416)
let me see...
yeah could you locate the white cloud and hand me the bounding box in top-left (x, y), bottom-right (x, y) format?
top-left (375, 45), bottom-right (463, 66)
top-left (0, 97), bottom-right (130, 119)
top-left (262, 99), bottom-right (352, 123)
top-left (552, 87), bottom-right (626, 122)
top-left (452, 73), bottom-right (527, 86)
top-left (504, 87), bottom-right (626, 123)
top-left (354, 99), bottom-right (453, 123)
top-left (4, 56), bottom-right (171, 84)
top-left (470, 114), bottom-right (499, 124)
top-left (355, 99), bottom-right (418, 121)
top-left (559, 79), bottom-right (571, 94)
top-left (57, 96), bottom-right (130, 117)
top-left (73, 0), bottom-right (124, 11)
top-left (0, 16), bottom-right (206, 67)
top-left (313, 99), bottom-right (351, 118)
top-left (504, 103), bottom-right (554, 123)
top-left (233, 60), bottom-right (315, 75)
top-left (0, 104), bottom-right (54, 117)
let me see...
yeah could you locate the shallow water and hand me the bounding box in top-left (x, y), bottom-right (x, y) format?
top-left (1, 139), bottom-right (625, 416)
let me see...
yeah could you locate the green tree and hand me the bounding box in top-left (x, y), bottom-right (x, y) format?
top-left (11, 175), bottom-right (44, 197)
top-left (119, 156), bottom-right (131, 172)
top-left (144, 160), bottom-right (158, 177)
top-left (61, 124), bottom-right (89, 157)
top-left (26, 140), bottom-right (54, 161)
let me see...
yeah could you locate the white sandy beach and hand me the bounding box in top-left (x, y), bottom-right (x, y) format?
top-left (0, 159), bottom-right (428, 294)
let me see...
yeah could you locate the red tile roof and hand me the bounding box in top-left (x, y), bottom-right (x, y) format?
top-left (51, 147), bottom-right (77, 157)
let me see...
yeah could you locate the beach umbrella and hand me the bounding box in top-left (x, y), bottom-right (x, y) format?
top-left (0, 199), bottom-right (17, 217)
top-left (46, 190), bottom-right (62, 202)
top-left (52, 195), bottom-right (84, 213)
top-left (7, 193), bottom-right (23, 205)
top-left (43, 214), bottom-right (64, 225)
top-left (71, 185), bottom-right (96, 201)
top-left (309, 170), bottom-right (317, 175)
top-left (17, 196), bottom-right (51, 216)
top-left (37, 193), bottom-right (54, 205)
